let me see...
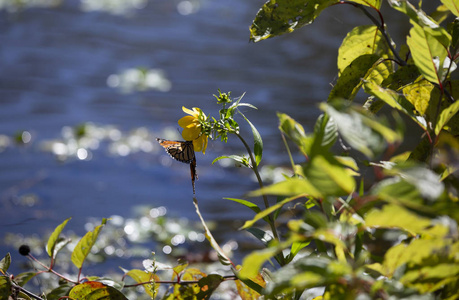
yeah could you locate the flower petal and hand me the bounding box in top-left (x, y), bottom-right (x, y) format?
top-left (201, 134), bottom-right (208, 154)
top-left (182, 106), bottom-right (196, 116)
top-left (178, 115), bottom-right (195, 128)
top-left (182, 127), bottom-right (200, 141)
top-left (193, 137), bottom-right (202, 152)
top-left (192, 134), bottom-right (208, 154)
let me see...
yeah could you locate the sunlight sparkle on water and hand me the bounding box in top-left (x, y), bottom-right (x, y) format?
top-left (76, 148), bottom-right (89, 160)
top-left (21, 131), bottom-right (32, 144)
top-left (150, 206), bottom-right (167, 218)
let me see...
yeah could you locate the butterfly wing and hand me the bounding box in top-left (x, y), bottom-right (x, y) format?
top-left (156, 138), bottom-right (198, 194)
top-left (156, 138), bottom-right (195, 164)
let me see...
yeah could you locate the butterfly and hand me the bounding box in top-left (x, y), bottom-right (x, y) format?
top-left (156, 138), bottom-right (198, 194)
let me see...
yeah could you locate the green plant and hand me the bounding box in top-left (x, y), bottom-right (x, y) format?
top-left (2, 0), bottom-right (459, 299)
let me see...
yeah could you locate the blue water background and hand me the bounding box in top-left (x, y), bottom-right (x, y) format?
top-left (0, 0), bottom-right (417, 275)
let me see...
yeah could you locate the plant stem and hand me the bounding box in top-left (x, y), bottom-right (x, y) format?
top-left (429, 88), bottom-right (445, 167)
top-left (281, 133), bottom-right (297, 177)
top-left (235, 133), bottom-right (283, 247)
top-left (27, 254), bottom-right (78, 284)
top-left (11, 282), bottom-right (44, 300)
top-left (342, 2), bottom-right (407, 66)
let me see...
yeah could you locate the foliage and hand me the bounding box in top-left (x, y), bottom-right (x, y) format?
top-left (2, 0), bottom-right (459, 299)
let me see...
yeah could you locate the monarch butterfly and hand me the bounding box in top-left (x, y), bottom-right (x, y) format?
top-left (156, 138), bottom-right (195, 163)
top-left (156, 138), bottom-right (198, 194)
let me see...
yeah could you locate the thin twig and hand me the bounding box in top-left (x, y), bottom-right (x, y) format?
top-left (11, 281), bottom-right (44, 300)
top-left (124, 275), bottom-right (238, 288)
top-left (339, 1), bottom-right (407, 66)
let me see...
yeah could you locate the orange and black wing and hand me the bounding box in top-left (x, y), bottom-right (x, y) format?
top-left (156, 138), bottom-right (195, 164)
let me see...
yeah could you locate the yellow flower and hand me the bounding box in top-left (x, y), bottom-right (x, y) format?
top-left (178, 106), bottom-right (208, 154)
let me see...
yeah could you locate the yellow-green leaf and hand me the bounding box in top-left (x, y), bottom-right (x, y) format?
top-left (47, 217), bottom-right (71, 258)
top-left (125, 269), bottom-right (159, 298)
top-left (363, 81), bottom-right (424, 129)
top-left (71, 219), bottom-right (107, 269)
top-left (436, 98), bottom-right (459, 135)
top-left (304, 153), bottom-right (356, 196)
top-left (402, 79), bottom-right (435, 116)
top-left (241, 194), bottom-right (308, 230)
top-left (337, 25), bottom-right (391, 74)
top-left (381, 238), bottom-right (453, 277)
top-left (441, 0), bottom-right (459, 17)
top-left (407, 22), bottom-right (449, 84)
top-left (248, 177), bottom-right (322, 198)
top-left (69, 281), bottom-right (127, 300)
top-left (238, 247), bottom-right (281, 279)
top-left (365, 204), bottom-right (431, 234)
top-left (235, 272), bottom-right (264, 299)
top-left (0, 275), bottom-right (11, 300)
top-left (250, 0), bottom-right (339, 42)
top-left (330, 54), bottom-right (385, 101)
top-left (348, 0), bottom-right (381, 9)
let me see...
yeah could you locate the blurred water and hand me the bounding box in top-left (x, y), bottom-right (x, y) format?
top-left (0, 0), bottom-right (380, 273)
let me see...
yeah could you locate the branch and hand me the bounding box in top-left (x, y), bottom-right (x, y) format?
top-left (11, 281), bottom-right (44, 300)
top-left (124, 275), bottom-right (238, 288)
top-left (340, 1), bottom-right (407, 66)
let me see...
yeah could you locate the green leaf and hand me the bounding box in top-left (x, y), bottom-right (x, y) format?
top-left (69, 281), bottom-right (127, 300)
top-left (263, 256), bottom-right (347, 296)
top-left (313, 114), bottom-right (338, 150)
top-left (363, 81), bottom-right (424, 129)
top-left (382, 64), bottom-right (421, 90)
top-left (321, 101), bottom-right (401, 158)
top-left (381, 238), bottom-right (454, 278)
top-left (364, 204), bottom-right (432, 234)
top-left (248, 177), bottom-right (322, 198)
top-left (196, 274), bottom-right (224, 299)
top-left (225, 198), bottom-right (261, 214)
top-left (436, 97), bottom-right (459, 135)
top-left (402, 79), bottom-right (436, 117)
top-left (236, 102), bottom-right (258, 110)
top-left (46, 283), bottom-right (73, 300)
top-left (85, 276), bottom-right (124, 291)
top-left (246, 227), bottom-right (274, 245)
top-left (0, 253), bottom-right (11, 274)
top-left (250, 0), bottom-right (339, 42)
top-left (303, 153), bottom-right (356, 196)
top-left (0, 276), bottom-right (11, 300)
top-left (239, 112), bottom-right (263, 166)
top-left (431, 5), bottom-right (452, 24)
top-left (348, 0), bottom-right (381, 8)
top-left (337, 25), bottom-right (391, 74)
top-left (389, 0), bottom-right (450, 39)
top-left (383, 164), bottom-right (445, 201)
top-left (235, 275), bottom-right (264, 299)
top-left (407, 22), bottom-right (450, 84)
top-left (285, 241), bottom-right (310, 263)
top-left (440, 0), bottom-right (459, 17)
top-left (238, 246), bottom-right (283, 279)
top-left (13, 272), bottom-right (37, 287)
top-left (71, 218), bottom-right (107, 269)
top-left (47, 217), bottom-right (71, 258)
top-left (330, 54), bottom-right (381, 101)
top-left (241, 194), bottom-right (309, 230)
top-left (212, 155), bottom-right (248, 166)
top-left (449, 18), bottom-right (459, 48)
top-left (277, 112), bottom-right (309, 154)
top-left (402, 263), bottom-right (459, 293)
top-left (125, 269), bottom-right (159, 298)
